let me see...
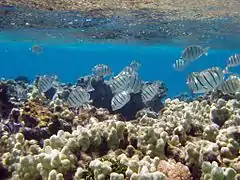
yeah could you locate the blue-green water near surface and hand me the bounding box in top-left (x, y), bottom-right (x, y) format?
top-left (0, 41), bottom-right (239, 98)
top-left (0, 5), bottom-right (240, 98)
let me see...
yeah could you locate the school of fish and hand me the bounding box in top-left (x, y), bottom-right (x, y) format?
top-left (35, 45), bottom-right (239, 112)
top-left (174, 45), bottom-right (240, 95)
top-left (36, 60), bottom-right (163, 112)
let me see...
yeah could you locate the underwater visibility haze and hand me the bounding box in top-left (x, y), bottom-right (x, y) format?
top-left (0, 1), bottom-right (240, 180)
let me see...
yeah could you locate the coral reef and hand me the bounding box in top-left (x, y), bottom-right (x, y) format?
top-left (0, 77), bottom-right (240, 180)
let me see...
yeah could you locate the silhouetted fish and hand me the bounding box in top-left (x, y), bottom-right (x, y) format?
top-left (30, 44), bottom-right (43, 54)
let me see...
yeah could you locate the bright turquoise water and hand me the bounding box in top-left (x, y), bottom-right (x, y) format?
top-left (0, 41), bottom-right (239, 97)
top-left (1, 6), bottom-right (240, 98)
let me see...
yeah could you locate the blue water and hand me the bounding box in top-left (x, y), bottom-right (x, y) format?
top-left (1, 41), bottom-right (239, 97)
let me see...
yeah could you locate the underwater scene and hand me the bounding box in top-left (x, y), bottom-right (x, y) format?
top-left (0, 1), bottom-right (240, 180)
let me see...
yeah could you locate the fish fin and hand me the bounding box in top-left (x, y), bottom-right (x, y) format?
top-left (86, 77), bottom-right (95, 92)
top-left (203, 47), bottom-right (210, 56)
top-left (125, 88), bottom-right (133, 94)
top-left (227, 74), bottom-right (240, 81)
top-left (51, 92), bottom-right (59, 101)
top-left (222, 67), bottom-right (232, 74)
top-left (105, 76), bottom-right (114, 86)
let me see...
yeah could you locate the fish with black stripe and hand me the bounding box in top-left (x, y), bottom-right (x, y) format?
top-left (218, 74), bottom-right (240, 95)
top-left (141, 81), bottom-right (162, 104)
top-left (111, 90), bottom-right (131, 111)
top-left (223, 54), bottom-right (240, 74)
top-left (180, 45), bottom-right (210, 62)
top-left (67, 86), bottom-right (91, 108)
top-left (107, 73), bottom-right (131, 94)
top-left (118, 60), bottom-right (141, 76)
top-left (108, 71), bottom-right (142, 94)
top-left (127, 72), bottom-right (143, 94)
top-left (173, 59), bottom-right (189, 71)
top-left (187, 67), bottom-right (224, 94)
top-left (37, 75), bottom-right (56, 93)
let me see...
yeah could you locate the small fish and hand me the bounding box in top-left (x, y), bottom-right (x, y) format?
top-left (180, 45), bottom-right (210, 62)
top-left (218, 75), bottom-right (240, 95)
top-left (30, 44), bottom-right (42, 55)
top-left (92, 64), bottom-right (112, 78)
top-left (141, 81), bottom-right (161, 103)
top-left (223, 54), bottom-right (240, 74)
top-left (37, 75), bottom-right (55, 93)
top-left (111, 90), bottom-right (131, 111)
top-left (67, 87), bottom-right (91, 108)
top-left (187, 67), bottom-right (224, 94)
top-left (173, 59), bottom-right (189, 71)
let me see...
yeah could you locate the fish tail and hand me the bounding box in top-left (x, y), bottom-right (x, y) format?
top-left (203, 47), bottom-right (210, 56)
top-left (223, 66), bottom-right (232, 74)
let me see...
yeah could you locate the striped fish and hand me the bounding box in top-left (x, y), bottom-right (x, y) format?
top-left (173, 59), bottom-right (189, 71)
top-left (118, 60), bottom-right (141, 76)
top-left (108, 73), bottom-right (131, 94)
top-left (223, 54), bottom-right (240, 74)
top-left (187, 67), bottom-right (224, 94)
top-left (218, 75), bottom-right (240, 95)
top-left (37, 75), bottom-right (55, 93)
top-left (92, 64), bottom-right (112, 78)
top-left (127, 72), bottom-right (143, 93)
top-left (67, 87), bottom-right (91, 108)
top-left (141, 81), bottom-right (161, 103)
top-left (111, 90), bottom-right (131, 111)
top-left (180, 45), bottom-right (210, 62)
top-left (119, 66), bottom-right (136, 76)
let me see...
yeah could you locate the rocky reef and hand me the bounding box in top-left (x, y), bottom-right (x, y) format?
top-left (0, 76), bottom-right (240, 180)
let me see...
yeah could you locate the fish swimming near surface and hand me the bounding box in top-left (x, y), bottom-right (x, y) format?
top-left (186, 67), bottom-right (224, 94)
top-left (111, 90), bottom-right (131, 111)
top-left (92, 64), bottom-right (112, 78)
top-left (30, 44), bottom-right (43, 55)
top-left (173, 59), bottom-right (189, 71)
top-left (141, 81), bottom-right (161, 103)
top-left (180, 45), bottom-right (210, 62)
top-left (218, 74), bottom-right (240, 95)
top-left (67, 87), bottom-right (91, 108)
top-left (37, 75), bottom-right (56, 93)
top-left (223, 54), bottom-right (240, 74)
